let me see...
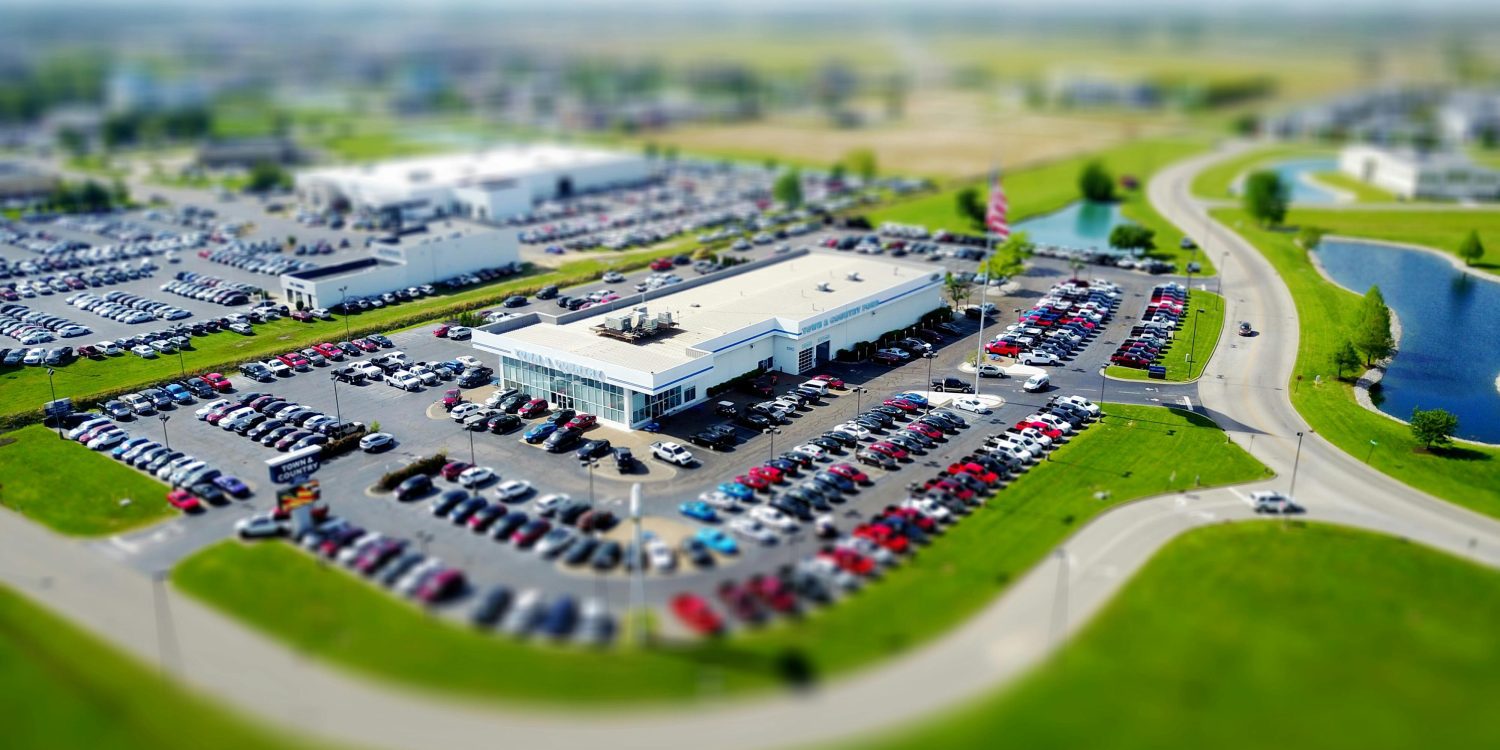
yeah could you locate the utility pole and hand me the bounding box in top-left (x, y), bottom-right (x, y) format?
top-left (329, 374), bottom-right (343, 423)
top-left (1289, 431), bottom-right (1305, 496)
top-left (158, 414), bottom-right (171, 451)
top-left (922, 352), bottom-right (935, 412)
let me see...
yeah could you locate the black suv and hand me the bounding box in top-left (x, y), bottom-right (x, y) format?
top-left (930, 377), bottom-right (973, 393)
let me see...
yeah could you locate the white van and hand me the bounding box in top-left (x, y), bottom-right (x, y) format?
top-left (801, 380), bottom-right (830, 396)
top-left (1023, 373), bottom-right (1050, 393)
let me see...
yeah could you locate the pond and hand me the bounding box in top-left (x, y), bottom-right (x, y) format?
top-left (1317, 239), bottom-right (1500, 443)
top-left (1269, 157), bottom-right (1341, 204)
top-left (1013, 201), bottom-right (1133, 256)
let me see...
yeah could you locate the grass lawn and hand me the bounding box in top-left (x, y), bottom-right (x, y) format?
top-left (1308, 170), bottom-right (1397, 202)
top-left (1213, 208), bottom-right (1500, 519)
top-left (0, 584), bottom-right (317, 750)
top-left (1288, 206), bottom-right (1500, 271)
top-left (1118, 188), bottom-right (1217, 275)
top-left (858, 522), bottom-right (1500, 750)
top-left (0, 248), bottom-right (666, 427)
top-left (1190, 144), bottom-right (1332, 200)
top-left (175, 403), bottom-right (1266, 704)
top-left (0, 424), bottom-right (173, 535)
top-left (1106, 290), bottom-right (1225, 381)
top-left (867, 138), bottom-right (1208, 236)
top-left (320, 130), bottom-right (443, 162)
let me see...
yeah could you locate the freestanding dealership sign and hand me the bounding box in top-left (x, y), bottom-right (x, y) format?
top-left (266, 445), bottom-right (323, 533)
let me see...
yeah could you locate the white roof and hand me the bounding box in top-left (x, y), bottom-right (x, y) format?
top-left (498, 253), bottom-right (937, 375)
top-left (298, 145), bottom-right (640, 192)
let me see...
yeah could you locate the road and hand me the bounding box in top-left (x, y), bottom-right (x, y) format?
top-left (3, 144), bottom-right (1500, 750)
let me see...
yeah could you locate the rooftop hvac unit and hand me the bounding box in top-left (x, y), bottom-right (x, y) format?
top-left (815, 282), bottom-right (832, 292)
top-left (847, 272), bottom-right (862, 281)
top-left (655, 311), bottom-right (673, 325)
top-left (604, 315), bottom-right (630, 331)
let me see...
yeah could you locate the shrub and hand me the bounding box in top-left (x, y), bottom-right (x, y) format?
top-left (377, 452), bottom-right (448, 491)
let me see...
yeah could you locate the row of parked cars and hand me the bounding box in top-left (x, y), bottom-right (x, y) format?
top-left (197, 389), bottom-right (372, 453)
top-left (199, 239), bottom-right (319, 277)
top-left (238, 333), bottom-right (396, 382)
top-left (63, 414), bottom-right (252, 513)
top-left (104, 372), bottom-right (232, 418)
top-left (985, 279), bottom-right (1120, 367)
top-left (66, 289), bottom-right (192, 325)
top-left (1110, 283), bottom-right (1188, 370)
top-left (0, 261), bottom-right (153, 296)
top-left (161, 271), bottom-right (258, 307)
top-left (0, 302), bottom-right (91, 345)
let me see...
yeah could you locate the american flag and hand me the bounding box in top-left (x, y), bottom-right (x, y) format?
top-left (985, 170), bottom-right (1010, 240)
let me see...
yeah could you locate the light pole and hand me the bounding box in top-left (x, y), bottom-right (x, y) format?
top-left (852, 386), bottom-right (867, 419)
top-left (1098, 368), bottom-right (1106, 417)
top-left (45, 367), bottom-right (62, 439)
top-left (581, 458), bottom-right (599, 511)
top-left (922, 352), bottom-right (936, 412)
top-left (764, 427), bottom-right (781, 461)
top-left (176, 347), bottom-right (186, 378)
top-left (1289, 431), bottom-right (1305, 496)
top-left (329, 374), bottom-right (343, 423)
top-left (158, 414), bottom-right (171, 451)
top-left (339, 285), bottom-right (351, 340)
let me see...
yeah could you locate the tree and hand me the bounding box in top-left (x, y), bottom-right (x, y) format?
top-left (78, 180), bottom-right (111, 212)
top-left (247, 161), bottom-right (289, 193)
top-left (1457, 229), bottom-right (1485, 266)
top-left (944, 271), bottom-right (972, 308)
top-left (109, 177), bottom-right (129, 207)
top-left (772, 169), bottom-right (803, 209)
top-left (1243, 170), bottom-right (1289, 226)
top-left (1296, 225), bottom-right (1326, 250)
top-left (1352, 285), bottom-right (1394, 365)
top-left (1333, 338), bottom-right (1362, 379)
top-left (1108, 223), bottom-right (1156, 253)
top-left (1078, 160), bottom-right (1115, 202)
top-left (829, 162), bottom-right (846, 183)
top-left (1409, 407), bottom-right (1459, 450)
top-left (955, 186), bottom-right (985, 232)
top-left (57, 126), bottom-right (87, 158)
top-left (844, 148), bottom-right (877, 181)
top-left (982, 231), bottom-right (1033, 280)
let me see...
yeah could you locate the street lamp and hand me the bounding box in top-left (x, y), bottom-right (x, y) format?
top-left (45, 367), bottom-right (62, 439)
top-left (763, 426), bottom-right (782, 461)
top-left (922, 352), bottom-right (936, 412)
top-left (158, 414), bottom-right (171, 451)
top-left (852, 386), bottom-right (868, 419)
top-left (1289, 431), bottom-right (1305, 496)
top-left (176, 347), bottom-right (186, 379)
top-left (329, 374), bottom-right (343, 423)
top-left (1098, 368), bottom-right (1107, 417)
top-left (339, 285), bottom-right (351, 340)
top-left (580, 458), bottom-right (599, 510)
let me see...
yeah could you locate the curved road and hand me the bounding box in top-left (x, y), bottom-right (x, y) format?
top-left (4, 144), bottom-right (1500, 750)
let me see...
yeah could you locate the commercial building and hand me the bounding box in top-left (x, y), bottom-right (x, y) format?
top-left (1339, 144), bottom-right (1500, 201)
top-left (471, 253), bottom-right (945, 430)
top-left (279, 227), bottom-right (518, 309)
top-left (294, 145), bottom-right (648, 223)
top-left (0, 161), bottom-right (59, 203)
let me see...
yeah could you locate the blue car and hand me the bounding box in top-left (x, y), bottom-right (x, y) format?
top-left (717, 482), bottom-right (754, 501)
top-left (213, 474), bottom-right (251, 498)
top-left (678, 501), bottom-right (717, 522)
top-left (524, 422), bottom-right (558, 444)
top-left (694, 527), bottom-right (739, 555)
top-left (895, 391), bottom-right (929, 406)
top-left (163, 383), bottom-right (194, 404)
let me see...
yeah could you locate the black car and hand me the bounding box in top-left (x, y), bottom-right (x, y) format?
top-left (613, 446), bottom-right (635, 473)
top-left (681, 537), bottom-right (714, 568)
top-left (544, 426), bottom-right (583, 453)
top-left (535, 285), bottom-right (559, 300)
top-left (809, 436), bottom-right (842, 452)
top-left (766, 457), bottom-right (798, 476)
top-left (733, 410), bottom-right (771, 429)
top-left (689, 430), bottom-right (735, 450)
top-left (821, 430), bottom-right (858, 448)
top-left (331, 367), bottom-right (366, 384)
top-left (931, 377), bottom-right (974, 393)
top-left (457, 371), bottom-right (490, 388)
top-left (814, 470), bottom-right (856, 493)
top-left (502, 295), bottom-right (527, 308)
top-left (395, 474), bottom-right (433, 501)
top-left (576, 438), bottom-right (612, 460)
top-left (591, 540), bottom-right (622, 570)
top-left (546, 409), bottom-right (577, 426)
top-left (491, 511), bottom-right (529, 540)
top-left (564, 537), bottom-right (599, 566)
top-left (486, 414), bottom-right (522, 433)
top-left (498, 393), bottom-right (530, 413)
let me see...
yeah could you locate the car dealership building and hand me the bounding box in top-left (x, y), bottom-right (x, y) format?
top-left (279, 227), bottom-right (519, 309)
top-left (470, 253), bottom-right (945, 429)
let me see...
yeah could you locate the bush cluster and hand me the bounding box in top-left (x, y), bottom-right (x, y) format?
top-left (377, 452), bottom-right (448, 491)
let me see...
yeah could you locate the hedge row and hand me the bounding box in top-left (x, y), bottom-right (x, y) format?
top-left (377, 452), bottom-right (448, 491)
top-left (322, 426), bottom-right (369, 459)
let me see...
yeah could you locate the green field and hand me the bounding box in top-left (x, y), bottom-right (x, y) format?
top-left (868, 138), bottom-right (1208, 237)
top-left (1213, 208), bottom-right (1500, 519)
top-left (860, 522), bottom-right (1500, 750)
top-left (0, 424), bottom-right (173, 535)
top-left (1189, 144), bottom-right (1332, 200)
top-left (1308, 170), bottom-right (1398, 203)
top-left (1106, 290), bottom-right (1225, 381)
top-left (1288, 207), bottom-right (1500, 271)
top-left (0, 248), bottom-right (665, 428)
top-left (0, 584), bottom-right (316, 750)
top-left (175, 403), bottom-right (1265, 704)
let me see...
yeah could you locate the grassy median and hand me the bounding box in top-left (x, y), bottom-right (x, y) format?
top-left (0, 423), bottom-right (173, 535)
top-left (1189, 144), bottom-right (1332, 200)
top-left (1106, 290), bottom-right (1225, 382)
top-left (1287, 206), bottom-right (1500, 271)
top-left (859, 523), bottom-right (1500, 750)
top-left (174, 403), bottom-right (1266, 704)
top-left (0, 584), bottom-right (318, 750)
top-left (1213, 208), bottom-right (1500, 519)
top-left (1308, 171), bottom-right (1397, 203)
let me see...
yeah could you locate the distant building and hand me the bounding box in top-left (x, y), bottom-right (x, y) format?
top-left (294, 145), bottom-right (649, 224)
top-left (279, 227), bottom-right (518, 310)
top-left (106, 66), bottom-right (209, 112)
top-left (1438, 89), bottom-right (1500, 145)
top-left (1339, 145), bottom-right (1500, 201)
top-left (0, 162), bottom-right (59, 203)
top-left (196, 138), bottom-right (301, 169)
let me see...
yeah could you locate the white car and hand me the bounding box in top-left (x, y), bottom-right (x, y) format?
top-left (1053, 395), bottom-right (1101, 418)
top-left (131, 344), bottom-right (157, 358)
top-left (1018, 351), bottom-right (1059, 366)
top-left (790, 444), bottom-right (826, 461)
top-left (728, 517), bottom-right (778, 545)
top-left (645, 537), bottom-right (677, 571)
top-left (389, 373), bottom-right (422, 391)
top-left (905, 497), bottom-right (953, 523)
top-left (359, 432), bottom-right (395, 452)
top-left (749, 505), bottom-right (799, 532)
top-left (951, 396), bottom-right (990, 414)
top-left (455, 355), bottom-right (483, 369)
top-left (449, 403), bottom-right (482, 421)
top-left (264, 359), bottom-right (292, 376)
top-left (650, 441), bottom-right (694, 466)
top-left (1026, 413), bottom-right (1073, 434)
top-left (836, 422), bottom-right (873, 440)
top-left (353, 363), bottom-right (384, 380)
top-left (228, 323), bottom-right (253, 335)
top-left (94, 341), bottom-right (122, 356)
top-left (698, 490), bottom-right (740, 511)
top-left (534, 493), bottom-right (570, 516)
top-left (446, 326), bottom-right (472, 340)
top-left (1016, 427), bottom-right (1054, 448)
top-left (975, 363), bottom-right (1005, 378)
top-left (458, 466), bottom-right (496, 487)
top-left (195, 399), bottom-right (232, 419)
top-left (235, 514), bottom-right (285, 539)
top-left (1250, 490), bottom-right (1304, 514)
top-left (494, 479), bottom-right (533, 502)
top-left (602, 271), bottom-right (625, 283)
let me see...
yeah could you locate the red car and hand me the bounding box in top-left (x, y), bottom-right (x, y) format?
top-left (882, 398), bottom-right (918, 412)
top-left (512, 519), bottom-right (551, 547)
top-left (734, 473), bottom-right (770, 492)
top-left (314, 343), bottom-right (343, 360)
top-left (905, 422), bottom-right (943, 440)
top-left (868, 441), bottom-right (908, 460)
top-left (166, 488), bottom-right (203, 513)
top-left (818, 547), bottom-right (875, 575)
top-left (827, 463), bottom-right (869, 484)
top-left (290, 310), bottom-right (314, 322)
top-left (872, 352), bottom-right (903, 365)
top-left (441, 388), bottom-right (464, 411)
top-left (882, 506), bottom-right (938, 533)
top-left (200, 372), bottom-right (233, 392)
top-left (811, 374), bottom-right (845, 388)
top-left (433, 324), bottom-right (451, 338)
top-left (518, 398), bottom-right (548, 418)
top-left (1018, 421), bottom-right (1064, 439)
top-left (649, 257), bottom-right (674, 271)
top-left (947, 462), bottom-right (999, 485)
top-left (986, 342), bottom-right (1021, 356)
top-left (717, 581), bottom-right (765, 624)
top-left (352, 338), bottom-right (380, 352)
top-left (415, 569), bottom-right (465, 604)
top-left (747, 574), bottom-right (797, 613)
top-left (671, 594), bottom-right (724, 635)
top-left (923, 478), bottom-right (975, 501)
top-left (440, 461), bottom-right (472, 481)
top-left (853, 523), bottom-right (910, 554)
top-left (565, 414), bottom-right (597, 430)
top-left (748, 465), bottom-right (784, 484)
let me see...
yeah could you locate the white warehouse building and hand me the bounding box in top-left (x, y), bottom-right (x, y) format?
top-left (1338, 144), bottom-right (1500, 201)
top-left (294, 145), bottom-right (649, 223)
top-left (279, 227), bottom-right (518, 309)
top-left (470, 253), bottom-right (946, 430)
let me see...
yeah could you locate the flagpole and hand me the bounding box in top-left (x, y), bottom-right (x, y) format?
top-left (974, 231), bottom-right (990, 396)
